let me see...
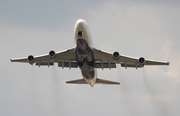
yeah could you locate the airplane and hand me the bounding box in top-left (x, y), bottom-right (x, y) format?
top-left (11, 18), bottom-right (169, 87)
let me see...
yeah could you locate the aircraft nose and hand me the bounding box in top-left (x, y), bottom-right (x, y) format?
top-left (75, 19), bottom-right (87, 30)
top-left (74, 19), bottom-right (88, 38)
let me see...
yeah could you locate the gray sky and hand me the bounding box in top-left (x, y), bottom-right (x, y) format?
top-left (0, 0), bottom-right (180, 116)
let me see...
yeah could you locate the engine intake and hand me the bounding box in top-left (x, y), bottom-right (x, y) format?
top-left (113, 52), bottom-right (120, 59)
top-left (49, 50), bottom-right (56, 58)
top-left (27, 55), bottom-right (34, 64)
top-left (139, 57), bottom-right (145, 66)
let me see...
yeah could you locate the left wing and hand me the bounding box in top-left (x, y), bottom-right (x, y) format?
top-left (11, 48), bottom-right (77, 68)
top-left (93, 48), bottom-right (169, 68)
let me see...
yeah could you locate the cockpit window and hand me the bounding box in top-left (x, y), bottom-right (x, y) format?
top-left (77, 31), bottom-right (83, 36)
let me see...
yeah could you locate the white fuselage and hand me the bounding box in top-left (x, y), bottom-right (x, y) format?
top-left (74, 19), bottom-right (97, 87)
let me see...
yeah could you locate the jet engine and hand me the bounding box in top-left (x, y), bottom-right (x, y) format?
top-left (138, 57), bottom-right (145, 67)
top-left (113, 52), bottom-right (120, 59)
top-left (27, 55), bottom-right (34, 64)
top-left (49, 50), bottom-right (56, 58)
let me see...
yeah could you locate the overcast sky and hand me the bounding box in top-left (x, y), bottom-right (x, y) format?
top-left (0, 0), bottom-right (180, 116)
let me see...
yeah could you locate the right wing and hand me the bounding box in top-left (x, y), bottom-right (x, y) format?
top-left (11, 48), bottom-right (77, 68)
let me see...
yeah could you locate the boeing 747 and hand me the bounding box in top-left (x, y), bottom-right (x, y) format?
top-left (11, 19), bottom-right (169, 87)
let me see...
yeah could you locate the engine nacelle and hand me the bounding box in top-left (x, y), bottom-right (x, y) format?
top-left (138, 57), bottom-right (145, 67)
top-left (113, 51), bottom-right (120, 59)
top-left (27, 55), bottom-right (34, 64)
top-left (49, 50), bottom-right (56, 58)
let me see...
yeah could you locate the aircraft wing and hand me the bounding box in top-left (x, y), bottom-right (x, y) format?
top-left (11, 48), bottom-right (77, 67)
top-left (93, 48), bottom-right (169, 68)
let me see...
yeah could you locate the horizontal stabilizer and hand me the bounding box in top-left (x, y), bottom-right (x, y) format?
top-left (96, 78), bottom-right (120, 84)
top-left (66, 78), bottom-right (87, 84)
top-left (66, 78), bottom-right (120, 85)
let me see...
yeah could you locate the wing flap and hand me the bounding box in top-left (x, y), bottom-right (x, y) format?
top-left (35, 62), bottom-right (54, 66)
top-left (121, 63), bottom-right (141, 68)
top-left (58, 61), bottom-right (78, 68)
top-left (95, 62), bottom-right (116, 69)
